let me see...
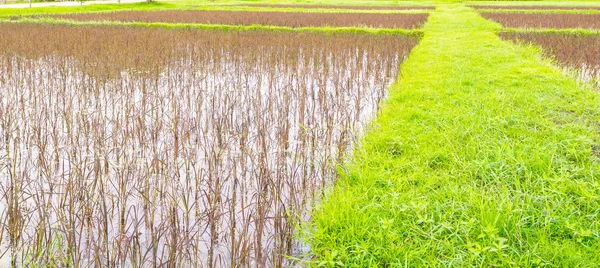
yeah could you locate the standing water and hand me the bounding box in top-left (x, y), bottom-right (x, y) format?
top-left (0, 24), bottom-right (419, 267)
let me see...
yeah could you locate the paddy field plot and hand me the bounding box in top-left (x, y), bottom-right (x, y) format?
top-left (472, 5), bottom-right (600, 11)
top-left (482, 13), bottom-right (600, 29)
top-left (483, 7), bottom-right (600, 87)
top-left (500, 32), bottom-right (600, 85)
top-left (43, 10), bottom-right (429, 29)
top-left (0, 23), bottom-right (419, 267)
top-left (242, 4), bottom-right (434, 11)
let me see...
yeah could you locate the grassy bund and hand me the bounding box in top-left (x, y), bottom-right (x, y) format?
top-left (309, 4), bottom-right (600, 266)
top-left (1, 1), bottom-right (600, 267)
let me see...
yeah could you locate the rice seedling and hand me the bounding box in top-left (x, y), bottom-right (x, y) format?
top-left (242, 4), bottom-right (435, 11)
top-left (500, 32), bottom-right (600, 86)
top-left (42, 10), bottom-right (429, 29)
top-left (0, 23), bottom-right (418, 267)
top-left (481, 13), bottom-right (600, 29)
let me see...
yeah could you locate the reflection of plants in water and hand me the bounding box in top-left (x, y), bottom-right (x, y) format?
top-left (0, 24), bottom-right (419, 267)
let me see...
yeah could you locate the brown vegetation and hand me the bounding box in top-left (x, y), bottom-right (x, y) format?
top-left (482, 13), bottom-right (600, 29)
top-left (500, 32), bottom-right (600, 80)
top-left (244, 4), bottom-right (435, 10)
top-left (472, 5), bottom-right (600, 10)
top-left (47, 10), bottom-right (429, 28)
top-left (0, 23), bottom-right (419, 267)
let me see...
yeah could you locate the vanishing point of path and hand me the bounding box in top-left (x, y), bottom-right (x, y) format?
top-left (310, 4), bottom-right (600, 266)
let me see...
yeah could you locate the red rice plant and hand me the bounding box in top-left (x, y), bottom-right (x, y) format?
top-left (482, 13), bottom-right (600, 29)
top-left (0, 23), bottom-right (419, 267)
top-left (473, 5), bottom-right (600, 10)
top-left (244, 4), bottom-right (434, 10)
top-left (500, 32), bottom-right (600, 83)
top-left (46, 10), bottom-right (429, 28)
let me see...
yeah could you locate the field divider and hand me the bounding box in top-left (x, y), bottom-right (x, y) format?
top-left (1, 17), bottom-right (424, 35)
top-left (308, 3), bottom-right (600, 265)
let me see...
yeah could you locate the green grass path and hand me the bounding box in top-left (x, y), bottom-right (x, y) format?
top-left (309, 4), bottom-right (600, 266)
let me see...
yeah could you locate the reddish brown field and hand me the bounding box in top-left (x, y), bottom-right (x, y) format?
top-left (245, 4), bottom-right (435, 10)
top-left (482, 13), bottom-right (600, 29)
top-left (0, 23), bottom-right (419, 267)
top-left (47, 10), bottom-right (429, 28)
top-left (472, 5), bottom-right (600, 10)
top-left (500, 32), bottom-right (600, 78)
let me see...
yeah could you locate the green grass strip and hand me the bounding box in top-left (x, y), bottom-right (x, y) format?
top-left (308, 3), bottom-right (600, 266)
top-left (503, 27), bottom-right (600, 36)
top-left (2, 17), bottom-right (422, 36)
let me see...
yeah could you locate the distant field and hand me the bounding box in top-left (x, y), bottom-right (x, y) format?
top-left (472, 5), bottom-right (600, 10)
top-left (467, 1), bottom-right (600, 6)
top-left (40, 10), bottom-right (429, 28)
top-left (482, 13), bottom-right (600, 28)
top-left (243, 4), bottom-right (435, 10)
top-left (501, 32), bottom-right (600, 78)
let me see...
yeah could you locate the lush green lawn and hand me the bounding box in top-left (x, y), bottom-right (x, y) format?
top-left (308, 4), bottom-right (600, 266)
